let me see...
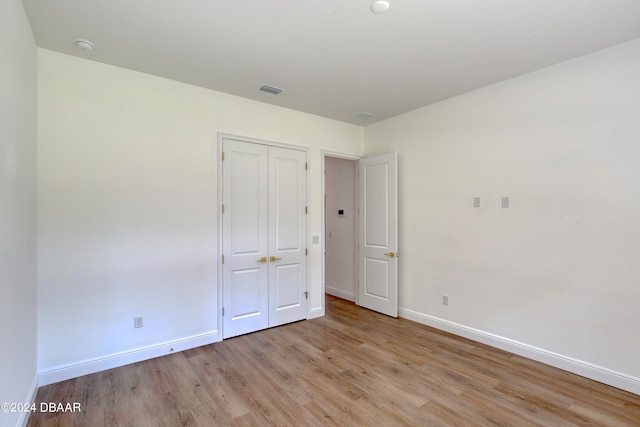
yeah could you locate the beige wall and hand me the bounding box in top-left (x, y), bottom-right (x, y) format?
top-left (364, 38), bottom-right (640, 391)
top-left (37, 48), bottom-right (363, 381)
top-left (0, 1), bottom-right (38, 425)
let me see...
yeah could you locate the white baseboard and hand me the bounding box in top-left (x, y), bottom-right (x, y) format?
top-left (38, 331), bottom-right (219, 386)
top-left (325, 286), bottom-right (355, 302)
top-left (399, 307), bottom-right (640, 395)
top-left (35, 310), bottom-right (640, 395)
top-left (17, 373), bottom-right (39, 427)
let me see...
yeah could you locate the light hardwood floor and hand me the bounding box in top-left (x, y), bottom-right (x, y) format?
top-left (28, 295), bottom-right (640, 426)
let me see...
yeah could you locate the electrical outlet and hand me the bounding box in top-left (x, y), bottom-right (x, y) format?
top-left (473, 197), bottom-right (480, 208)
top-left (502, 196), bottom-right (510, 208)
top-left (134, 315), bottom-right (143, 329)
top-left (443, 295), bottom-right (449, 306)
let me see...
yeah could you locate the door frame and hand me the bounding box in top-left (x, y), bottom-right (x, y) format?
top-left (217, 133), bottom-right (310, 340)
top-left (321, 150), bottom-right (361, 310)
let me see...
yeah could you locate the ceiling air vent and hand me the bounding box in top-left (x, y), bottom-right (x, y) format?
top-left (355, 111), bottom-right (376, 119)
top-left (259, 84), bottom-right (284, 95)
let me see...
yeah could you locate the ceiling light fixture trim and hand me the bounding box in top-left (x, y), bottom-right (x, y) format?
top-left (370, 1), bottom-right (390, 14)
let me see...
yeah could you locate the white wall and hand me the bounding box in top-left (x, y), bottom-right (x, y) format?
top-left (37, 49), bottom-right (363, 382)
top-left (364, 38), bottom-right (640, 392)
top-left (324, 157), bottom-right (357, 301)
top-left (0, 1), bottom-right (38, 426)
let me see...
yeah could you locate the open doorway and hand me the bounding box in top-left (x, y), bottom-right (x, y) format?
top-left (324, 156), bottom-right (358, 302)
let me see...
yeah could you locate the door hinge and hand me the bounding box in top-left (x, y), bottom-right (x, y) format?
top-left (222, 255), bottom-right (224, 264)
top-left (222, 307), bottom-right (225, 316)
top-left (304, 291), bottom-right (309, 300)
top-left (305, 206), bottom-right (308, 214)
top-left (305, 162), bottom-right (308, 171)
top-left (305, 248), bottom-right (308, 256)
top-left (221, 151), bottom-right (225, 161)
top-left (221, 204), bottom-right (224, 213)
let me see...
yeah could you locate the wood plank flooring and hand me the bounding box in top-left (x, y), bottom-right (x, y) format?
top-left (27, 295), bottom-right (640, 426)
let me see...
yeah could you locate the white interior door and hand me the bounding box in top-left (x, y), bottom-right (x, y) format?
top-left (222, 139), bottom-right (269, 338)
top-left (268, 147), bottom-right (308, 326)
top-left (222, 138), bottom-right (307, 339)
top-left (358, 152), bottom-right (398, 317)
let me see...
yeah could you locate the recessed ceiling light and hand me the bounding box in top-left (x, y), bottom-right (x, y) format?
top-left (75, 39), bottom-right (95, 52)
top-left (371, 1), bottom-right (390, 14)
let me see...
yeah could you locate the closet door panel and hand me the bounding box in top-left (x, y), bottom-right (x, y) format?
top-left (221, 140), bottom-right (308, 338)
top-left (222, 139), bottom-right (269, 338)
top-left (269, 147), bottom-right (308, 327)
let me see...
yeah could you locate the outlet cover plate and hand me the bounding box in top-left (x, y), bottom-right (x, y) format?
top-left (134, 315), bottom-right (143, 329)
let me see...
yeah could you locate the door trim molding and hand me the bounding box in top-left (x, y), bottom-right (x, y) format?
top-left (219, 132), bottom-right (310, 151)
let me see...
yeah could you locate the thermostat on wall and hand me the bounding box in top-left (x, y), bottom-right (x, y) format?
top-left (338, 209), bottom-right (345, 216)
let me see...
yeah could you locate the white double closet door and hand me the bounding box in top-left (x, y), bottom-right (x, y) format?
top-left (221, 138), bottom-right (307, 339)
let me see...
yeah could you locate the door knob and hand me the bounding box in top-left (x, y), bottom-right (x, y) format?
top-left (257, 257), bottom-right (267, 263)
top-left (270, 256), bottom-right (282, 262)
top-left (384, 252), bottom-right (397, 258)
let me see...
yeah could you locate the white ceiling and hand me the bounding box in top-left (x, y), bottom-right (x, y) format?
top-left (22, 0), bottom-right (640, 126)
